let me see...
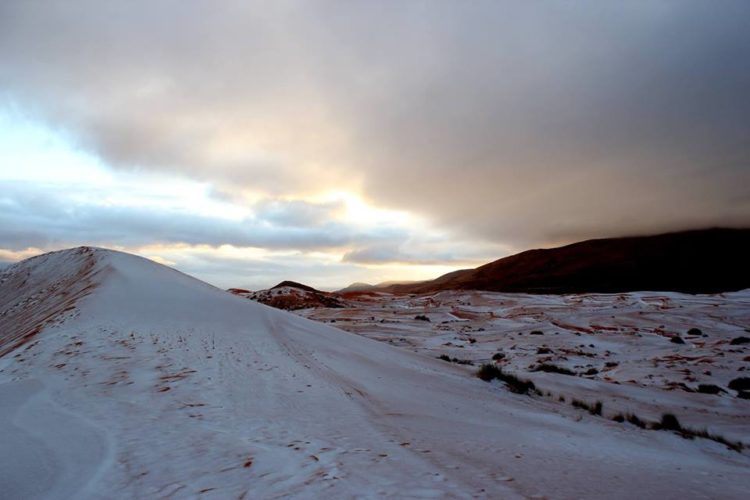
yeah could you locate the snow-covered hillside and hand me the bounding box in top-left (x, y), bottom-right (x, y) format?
top-left (1, 248), bottom-right (749, 499)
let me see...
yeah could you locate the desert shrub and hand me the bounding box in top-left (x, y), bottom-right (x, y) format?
top-left (537, 347), bottom-right (552, 354)
top-left (657, 413), bottom-right (682, 431)
top-left (670, 336), bottom-right (685, 344)
top-left (591, 401), bottom-right (603, 416)
top-left (477, 363), bottom-right (501, 381)
top-left (438, 354), bottom-right (474, 365)
top-left (571, 400), bottom-right (586, 410)
top-left (728, 377), bottom-right (750, 391)
top-left (656, 417), bottom-right (745, 452)
top-left (730, 336), bottom-right (750, 345)
top-left (571, 399), bottom-right (602, 415)
top-left (696, 384), bottom-right (723, 394)
top-left (609, 410), bottom-right (745, 452)
top-left (530, 330), bottom-right (544, 335)
top-left (605, 361), bottom-right (619, 368)
top-left (414, 314), bottom-right (430, 322)
top-left (684, 428), bottom-right (744, 452)
top-left (453, 358), bottom-right (474, 365)
top-left (492, 352), bottom-right (505, 361)
top-left (583, 368), bottom-right (599, 376)
top-left (626, 413), bottom-right (647, 429)
top-left (476, 364), bottom-right (537, 395)
top-left (687, 328), bottom-right (702, 336)
top-left (533, 363), bottom-right (576, 376)
top-left (737, 391), bottom-right (750, 400)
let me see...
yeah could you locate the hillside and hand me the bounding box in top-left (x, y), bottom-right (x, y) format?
top-left (230, 281), bottom-right (346, 310)
top-left (386, 228), bottom-right (750, 294)
top-left (1, 247), bottom-right (749, 498)
top-left (338, 280), bottom-right (424, 294)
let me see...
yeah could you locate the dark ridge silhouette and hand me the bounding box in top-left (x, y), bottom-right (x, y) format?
top-left (384, 228), bottom-right (750, 294)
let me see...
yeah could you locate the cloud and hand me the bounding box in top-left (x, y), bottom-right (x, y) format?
top-left (0, 181), bottom-right (409, 252)
top-left (0, 0), bottom-right (748, 252)
top-left (342, 243), bottom-right (485, 266)
top-left (254, 199), bottom-right (344, 228)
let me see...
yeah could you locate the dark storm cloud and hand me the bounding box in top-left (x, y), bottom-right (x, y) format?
top-left (1, 1), bottom-right (748, 249)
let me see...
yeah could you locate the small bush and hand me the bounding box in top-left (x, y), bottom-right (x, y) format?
top-left (657, 413), bottom-right (682, 431)
top-left (438, 354), bottom-right (474, 365)
top-left (684, 428), bottom-right (744, 452)
top-left (492, 352), bottom-right (505, 361)
top-left (530, 330), bottom-right (544, 335)
top-left (696, 384), bottom-right (723, 394)
top-left (476, 364), bottom-right (537, 395)
top-left (571, 399), bottom-right (587, 410)
top-left (728, 377), bottom-right (750, 392)
top-left (583, 368), bottom-right (599, 376)
top-left (737, 391), bottom-right (750, 400)
top-left (414, 314), bottom-right (430, 322)
top-left (730, 336), bottom-right (750, 345)
top-left (477, 363), bottom-right (501, 381)
top-left (687, 328), bottom-right (702, 336)
top-left (608, 410), bottom-right (745, 452)
top-left (591, 401), bottom-right (603, 416)
top-left (453, 358), bottom-right (475, 366)
top-left (626, 413), bottom-right (647, 429)
top-left (533, 363), bottom-right (576, 376)
top-left (670, 336), bottom-right (685, 344)
top-left (571, 399), bottom-right (602, 415)
top-left (536, 347), bottom-right (552, 354)
top-left (656, 418), bottom-right (744, 452)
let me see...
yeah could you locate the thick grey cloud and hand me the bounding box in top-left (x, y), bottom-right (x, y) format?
top-left (343, 244), bottom-right (476, 266)
top-left (0, 182), bottom-right (406, 252)
top-left (1, 1), bottom-right (748, 249)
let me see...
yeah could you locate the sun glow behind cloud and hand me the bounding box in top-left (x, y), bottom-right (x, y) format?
top-left (0, 110), bottom-right (498, 289)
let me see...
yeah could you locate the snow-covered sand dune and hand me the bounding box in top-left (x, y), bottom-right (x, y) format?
top-left (1, 248), bottom-right (748, 499)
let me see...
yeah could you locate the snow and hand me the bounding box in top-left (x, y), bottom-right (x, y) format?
top-left (1, 247), bottom-right (749, 498)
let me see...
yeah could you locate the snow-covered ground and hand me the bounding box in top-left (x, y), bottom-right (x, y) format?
top-left (1, 248), bottom-right (749, 499)
top-left (302, 290), bottom-right (750, 443)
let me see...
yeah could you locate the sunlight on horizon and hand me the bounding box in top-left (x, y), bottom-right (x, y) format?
top-left (0, 110), bottom-right (485, 289)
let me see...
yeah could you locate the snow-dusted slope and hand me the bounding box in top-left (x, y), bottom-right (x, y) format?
top-left (1, 248), bottom-right (748, 499)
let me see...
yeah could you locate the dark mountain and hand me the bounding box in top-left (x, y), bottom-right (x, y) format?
top-left (384, 228), bottom-right (750, 294)
top-left (337, 280), bottom-right (424, 294)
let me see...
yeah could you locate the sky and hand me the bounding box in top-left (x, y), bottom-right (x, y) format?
top-left (1, 1), bottom-right (749, 290)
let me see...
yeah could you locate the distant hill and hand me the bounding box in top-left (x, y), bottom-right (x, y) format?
top-left (337, 280), bottom-right (423, 294)
top-left (230, 280), bottom-right (346, 310)
top-left (337, 282), bottom-right (375, 293)
top-left (384, 228), bottom-right (750, 295)
top-left (272, 280), bottom-right (319, 293)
